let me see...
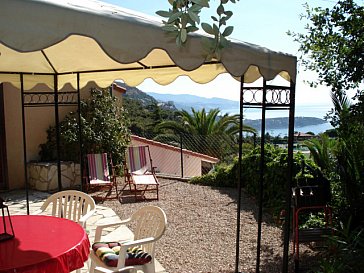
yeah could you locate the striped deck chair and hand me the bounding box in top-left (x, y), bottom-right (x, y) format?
top-left (123, 146), bottom-right (159, 201)
top-left (85, 153), bottom-right (119, 201)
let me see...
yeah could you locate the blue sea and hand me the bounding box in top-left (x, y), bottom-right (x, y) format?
top-left (221, 105), bottom-right (334, 136)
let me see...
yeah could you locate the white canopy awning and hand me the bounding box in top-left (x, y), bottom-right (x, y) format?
top-left (0, 0), bottom-right (296, 90)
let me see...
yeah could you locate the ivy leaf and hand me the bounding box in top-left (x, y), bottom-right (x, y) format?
top-left (188, 10), bottom-right (200, 24)
top-left (181, 13), bottom-right (188, 27)
top-left (201, 23), bottom-right (214, 35)
top-left (213, 23), bottom-right (220, 35)
top-left (217, 4), bottom-right (225, 15)
top-left (220, 17), bottom-right (227, 26)
top-left (187, 26), bottom-right (199, 33)
top-left (191, 0), bottom-right (210, 8)
top-left (168, 11), bottom-right (183, 23)
top-left (176, 32), bottom-right (182, 47)
top-left (224, 10), bottom-right (233, 19)
top-left (162, 24), bottom-right (179, 32)
top-left (220, 35), bottom-right (229, 47)
top-left (222, 26), bottom-right (234, 37)
top-left (189, 4), bottom-right (203, 13)
top-left (181, 28), bottom-right (187, 43)
top-left (156, 10), bottom-right (172, 18)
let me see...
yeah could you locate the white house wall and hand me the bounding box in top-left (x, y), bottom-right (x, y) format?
top-left (131, 138), bottom-right (217, 178)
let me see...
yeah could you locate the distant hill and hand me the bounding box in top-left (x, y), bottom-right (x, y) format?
top-left (244, 117), bottom-right (326, 130)
top-left (118, 86), bottom-right (328, 130)
top-left (146, 92), bottom-right (327, 129)
top-left (119, 83), bottom-right (178, 112)
top-left (148, 92), bottom-right (238, 112)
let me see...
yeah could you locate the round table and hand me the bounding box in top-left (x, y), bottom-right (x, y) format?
top-left (0, 215), bottom-right (90, 273)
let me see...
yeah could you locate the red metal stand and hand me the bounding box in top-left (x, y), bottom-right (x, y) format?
top-left (292, 205), bottom-right (332, 271)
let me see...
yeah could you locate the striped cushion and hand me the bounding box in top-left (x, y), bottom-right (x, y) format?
top-left (87, 153), bottom-right (110, 181)
top-left (126, 146), bottom-right (148, 172)
top-left (92, 242), bottom-right (152, 267)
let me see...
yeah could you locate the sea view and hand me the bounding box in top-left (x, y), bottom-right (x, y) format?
top-left (221, 104), bottom-right (333, 136)
top-left (263, 122), bottom-right (333, 136)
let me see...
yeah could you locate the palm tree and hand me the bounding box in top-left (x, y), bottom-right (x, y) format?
top-left (303, 134), bottom-right (336, 175)
top-left (155, 108), bottom-right (256, 159)
top-left (330, 92), bottom-right (364, 217)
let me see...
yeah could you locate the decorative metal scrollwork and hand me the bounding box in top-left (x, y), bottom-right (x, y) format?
top-left (23, 91), bottom-right (78, 106)
top-left (242, 86), bottom-right (291, 106)
top-left (266, 87), bottom-right (290, 105)
top-left (58, 92), bottom-right (78, 104)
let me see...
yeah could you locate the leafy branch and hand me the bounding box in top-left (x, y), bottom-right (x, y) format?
top-left (156, 0), bottom-right (239, 60)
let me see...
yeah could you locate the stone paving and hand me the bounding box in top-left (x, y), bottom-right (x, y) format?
top-left (1, 190), bottom-right (166, 273)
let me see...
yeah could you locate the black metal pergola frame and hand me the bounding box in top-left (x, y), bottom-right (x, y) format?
top-left (15, 68), bottom-right (295, 273)
top-left (20, 73), bottom-right (83, 215)
top-left (236, 77), bottom-right (296, 273)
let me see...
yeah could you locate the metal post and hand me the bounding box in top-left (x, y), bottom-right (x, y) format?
top-left (77, 73), bottom-right (83, 191)
top-left (235, 76), bottom-right (244, 273)
top-left (282, 80), bottom-right (296, 273)
top-left (20, 74), bottom-right (30, 215)
top-left (256, 80), bottom-right (267, 273)
top-left (180, 134), bottom-right (184, 178)
top-left (54, 74), bottom-right (62, 191)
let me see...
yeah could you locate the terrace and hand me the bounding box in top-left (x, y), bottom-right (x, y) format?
top-left (2, 177), bottom-right (323, 273)
top-left (0, 0), bottom-right (298, 272)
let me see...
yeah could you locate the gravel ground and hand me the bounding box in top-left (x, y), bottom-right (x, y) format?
top-left (102, 178), bottom-right (320, 273)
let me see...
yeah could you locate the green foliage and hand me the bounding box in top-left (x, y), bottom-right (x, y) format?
top-left (289, 0), bottom-right (364, 93)
top-left (155, 107), bottom-right (255, 159)
top-left (122, 97), bottom-right (178, 135)
top-left (300, 212), bottom-right (327, 229)
top-left (156, 0), bottom-right (239, 59)
top-left (191, 144), bottom-right (319, 210)
top-left (290, 0), bottom-right (364, 230)
top-left (190, 161), bottom-right (237, 187)
top-left (315, 218), bottom-right (364, 273)
top-left (329, 92), bottom-right (364, 228)
top-left (39, 88), bottom-right (131, 165)
top-left (303, 134), bottom-right (337, 175)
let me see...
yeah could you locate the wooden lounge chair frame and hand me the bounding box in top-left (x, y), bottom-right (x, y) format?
top-left (123, 145), bottom-right (159, 201)
top-left (84, 153), bottom-right (119, 202)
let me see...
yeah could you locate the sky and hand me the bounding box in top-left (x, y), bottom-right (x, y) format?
top-left (101, 0), bottom-right (339, 118)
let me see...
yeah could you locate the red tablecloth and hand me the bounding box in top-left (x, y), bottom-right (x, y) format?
top-left (0, 215), bottom-right (90, 273)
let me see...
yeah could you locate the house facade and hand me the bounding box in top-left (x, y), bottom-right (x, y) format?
top-left (0, 81), bottom-right (219, 191)
top-left (0, 82), bottom-right (98, 190)
top-left (131, 135), bottom-right (219, 178)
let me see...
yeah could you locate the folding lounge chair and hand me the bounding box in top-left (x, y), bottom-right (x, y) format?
top-left (85, 153), bottom-right (119, 201)
top-left (123, 146), bottom-right (159, 201)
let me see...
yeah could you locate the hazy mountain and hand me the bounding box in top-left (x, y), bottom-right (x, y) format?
top-left (118, 86), bottom-right (327, 130)
top-left (146, 92), bottom-right (327, 129)
top-left (244, 117), bottom-right (326, 130)
top-left (148, 92), bottom-right (238, 112)
top-left (119, 83), bottom-right (178, 111)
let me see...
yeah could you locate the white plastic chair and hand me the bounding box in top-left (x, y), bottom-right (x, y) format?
top-left (90, 206), bottom-right (167, 273)
top-left (94, 266), bottom-right (137, 273)
top-left (34, 190), bottom-right (96, 229)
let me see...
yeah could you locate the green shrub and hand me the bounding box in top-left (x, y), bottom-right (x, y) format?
top-left (315, 218), bottom-right (364, 273)
top-left (39, 87), bottom-right (131, 166)
top-left (190, 144), bottom-right (320, 210)
top-left (190, 162), bottom-right (237, 187)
